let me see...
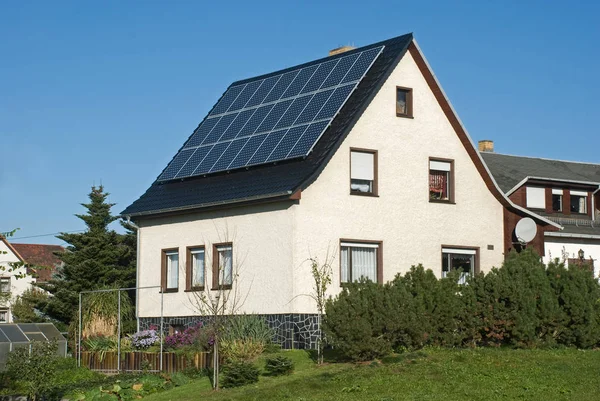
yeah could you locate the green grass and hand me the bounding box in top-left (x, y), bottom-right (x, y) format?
top-left (143, 348), bottom-right (600, 401)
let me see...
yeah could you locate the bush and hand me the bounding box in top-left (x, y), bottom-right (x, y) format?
top-left (264, 355), bottom-right (294, 376)
top-left (221, 360), bottom-right (260, 388)
top-left (164, 322), bottom-right (204, 349)
top-left (323, 249), bottom-right (600, 361)
top-left (220, 315), bottom-right (274, 362)
top-left (130, 329), bottom-right (160, 350)
top-left (6, 341), bottom-right (62, 401)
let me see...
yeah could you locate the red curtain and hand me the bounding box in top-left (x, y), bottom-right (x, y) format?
top-left (429, 171), bottom-right (448, 199)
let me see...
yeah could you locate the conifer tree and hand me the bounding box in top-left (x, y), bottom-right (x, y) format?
top-left (38, 186), bottom-right (136, 325)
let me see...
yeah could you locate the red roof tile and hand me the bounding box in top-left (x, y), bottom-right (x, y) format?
top-left (11, 243), bottom-right (64, 282)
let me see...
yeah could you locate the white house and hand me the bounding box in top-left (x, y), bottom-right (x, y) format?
top-left (0, 237), bottom-right (34, 323)
top-left (481, 147), bottom-right (600, 277)
top-left (122, 33), bottom-right (558, 348)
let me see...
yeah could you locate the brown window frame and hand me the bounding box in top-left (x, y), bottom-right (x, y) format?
top-left (441, 245), bottom-right (480, 282)
top-left (0, 277), bottom-right (10, 294)
top-left (0, 308), bottom-right (8, 323)
top-left (349, 148), bottom-right (378, 197)
top-left (429, 157), bottom-right (455, 204)
top-left (212, 242), bottom-right (233, 290)
top-left (339, 239), bottom-right (383, 286)
top-left (160, 248), bottom-right (179, 293)
top-left (185, 246), bottom-right (205, 291)
top-left (396, 86), bottom-right (413, 118)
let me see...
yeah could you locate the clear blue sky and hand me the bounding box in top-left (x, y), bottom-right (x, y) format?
top-left (1, 0), bottom-right (598, 245)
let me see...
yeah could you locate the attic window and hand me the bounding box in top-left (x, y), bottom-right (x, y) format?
top-left (350, 149), bottom-right (378, 196)
top-left (570, 191), bottom-right (588, 214)
top-left (396, 87), bottom-right (413, 118)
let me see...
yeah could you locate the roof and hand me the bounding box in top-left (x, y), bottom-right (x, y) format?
top-left (544, 217), bottom-right (600, 239)
top-left (11, 243), bottom-right (63, 282)
top-left (122, 33), bottom-right (414, 217)
top-left (481, 152), bottom-right (600, 193)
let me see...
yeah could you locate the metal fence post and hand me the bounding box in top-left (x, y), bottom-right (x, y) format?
top-left (117, 290), bottom-right (121, 372)
top-left (78, 292), bottom-right (82, 367)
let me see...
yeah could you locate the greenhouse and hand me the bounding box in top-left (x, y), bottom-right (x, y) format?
top-left (0, 323), bottom-right (67, 370)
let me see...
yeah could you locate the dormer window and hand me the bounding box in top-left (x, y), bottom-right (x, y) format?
top-left (396, 87), bottom-right (413, 118)
top-left (552, 189), bottom-right (563, 212)
top-left (350, 149), bottom-right (378, 196)
top-left (570, 191), bottom-right (588, 214)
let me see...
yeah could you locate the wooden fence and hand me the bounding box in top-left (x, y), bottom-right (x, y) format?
top-left (80, 351), bottom-right (211, 373)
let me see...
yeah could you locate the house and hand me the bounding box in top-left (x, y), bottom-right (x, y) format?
top-left (11, 243), bottom-right (64, 283)
top-left (122, 33), bottom-right (558, 348)
top-left (481, 143), bottom-right (600, 277)
top-left (0, 237), bottom-right (63, 323)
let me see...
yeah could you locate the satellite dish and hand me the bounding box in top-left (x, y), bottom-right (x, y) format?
top-left (515, 218), bottom-right (537, 243)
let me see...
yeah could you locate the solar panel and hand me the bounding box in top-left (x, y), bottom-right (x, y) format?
top-left (159, 45), bottom-right (384, 181)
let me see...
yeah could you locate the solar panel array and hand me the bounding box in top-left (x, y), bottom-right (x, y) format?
top-left (158, 45), bottom-right (385, 182)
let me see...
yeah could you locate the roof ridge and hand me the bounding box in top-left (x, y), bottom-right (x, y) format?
top-left (482, 151), bottom-right (600, 167)
top-left (231, 33), bottom-right (413, 87)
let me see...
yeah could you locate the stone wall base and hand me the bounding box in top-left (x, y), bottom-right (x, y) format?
top-left (138, 313), bottom-right (320, 350)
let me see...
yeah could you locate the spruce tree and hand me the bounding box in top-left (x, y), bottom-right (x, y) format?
top-left (39, 186), bottom-right (136, 325)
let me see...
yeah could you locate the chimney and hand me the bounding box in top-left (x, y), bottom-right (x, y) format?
top-left (478, 140), bottom-right (494, 153)
top-left (329, 45), bottom-right (356, 57)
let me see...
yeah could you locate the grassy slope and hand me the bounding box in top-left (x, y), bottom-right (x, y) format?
top-left (145, 348), bottom-right (600, 401)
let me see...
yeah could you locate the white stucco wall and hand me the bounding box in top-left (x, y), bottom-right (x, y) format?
top-left (543, 237), bottom-right (600, 278)
top-left (0, 240), bottom-right (35, 322)
top-left (290, 50), bottom-right (505, 313)
top-left (136, 47), bottom-right (507, 318)
top-left (136, 202), bottom-right (296, 317)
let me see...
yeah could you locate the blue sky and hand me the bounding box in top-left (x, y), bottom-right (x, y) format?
top-left (1, 0), bottom-right (598, 245)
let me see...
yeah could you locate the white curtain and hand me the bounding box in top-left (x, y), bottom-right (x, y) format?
top-left (192, 250), bottom-right (204, 287)
top-left (341, 247), bottom-right (349, 283)
top-left (352, 247), bottom-right (377, 282)
top-left (579, 197), bottom-right (586, 213)
top-left (219, 247), bottom-right (233, 285)
top-left (167, 253), bottom-right (179, 289)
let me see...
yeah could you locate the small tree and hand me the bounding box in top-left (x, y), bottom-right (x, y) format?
top-left (6, 341), bottom-right (61, 401)
top-left (38, 186), bottom-right (136, 325)
top-left (11, 288), bottom-right (50, 323)
top-left (184, 226), bottom-right (252, 391)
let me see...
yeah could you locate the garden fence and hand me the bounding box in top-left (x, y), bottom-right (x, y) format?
top-left (79, 351), bottom-right (211, 374)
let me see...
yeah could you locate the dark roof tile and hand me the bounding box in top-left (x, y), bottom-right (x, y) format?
top-left (122, 33), bottom-right (413, 217)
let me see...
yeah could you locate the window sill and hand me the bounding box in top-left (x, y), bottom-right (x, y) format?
top-left (184, 287), bottom-right (205, 292)
top-left (396, 113), bottom-right (414, 119)
top-left (160, 288), bottom-right (178, 293)
top-left (350, 191), bottom-right (379, 197)
top-left (429, 199), bottom-right (455, 204)
top-left (211, 285), bottom-right (232, 291)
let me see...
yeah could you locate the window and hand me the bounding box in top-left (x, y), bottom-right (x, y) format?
top-left (186, 247), bottom-right (205, 290)
top-left (213, 244), bottom-right (233, 289)
top-left (442, 247), bottom-right (479, 285)
top-left (340, 241), bottom-right (382, 284)
top-left (350, 149), bottom-right (377, 195)
top-left (0, 308), bottom-right (7, 323)
top-left (0, 277), bottom-right (10, 293)
top-left (396, 87), bottom-right (413, 117)
top-left (161, 249), bottom-right (179, 292)
top-left (552, 189), bottom-right (563, 212)
top-left (570, 191), bottom-right (588, 214)
top-left (429, 159), bottom-right (453, 202)
top-left (169, 324), bottom-right (185, 335)
top-left (526, 187), bottom-right (545, 209)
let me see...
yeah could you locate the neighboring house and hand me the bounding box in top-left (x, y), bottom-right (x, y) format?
top-left (11, 243), bottom-right (64, 283)
top-left (0, 238), bottom-right (63, 323)
top-left (122, 33), bottom-right (558, 348)
top-left (481, 143), bottom-right (600, 277)
top-left (0, 237), bottom-right (33, 323)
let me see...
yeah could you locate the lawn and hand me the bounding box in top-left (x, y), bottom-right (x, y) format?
top-left (143, 348), bottom-right (600, 401)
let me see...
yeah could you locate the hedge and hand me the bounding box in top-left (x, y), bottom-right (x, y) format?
top-left (323, 249), bottom-right (600, 361)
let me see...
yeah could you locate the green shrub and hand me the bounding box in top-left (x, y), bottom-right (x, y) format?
top-left (6, 341), bottom-right (62, 401)
top-left (264, 355), bottom-right (294, 376)
top-left (220, 315), bottom-right (274, 361)
top-left (324, 249), bottom-right (600, 361)
top-left (221, 360), bottom-right (260, 388)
